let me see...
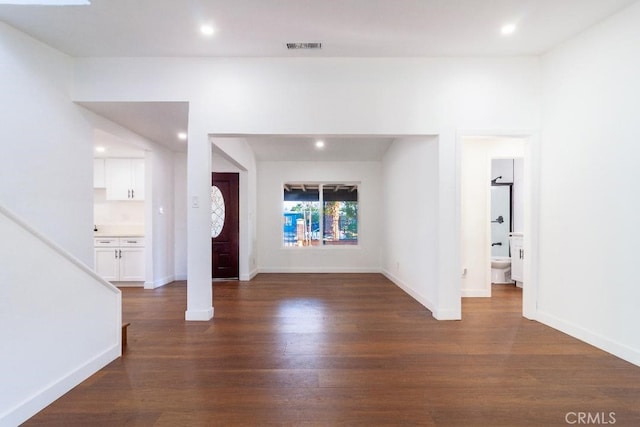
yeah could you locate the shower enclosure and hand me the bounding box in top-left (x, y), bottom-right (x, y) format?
top-left (491, 183), bottom-right (512, 257)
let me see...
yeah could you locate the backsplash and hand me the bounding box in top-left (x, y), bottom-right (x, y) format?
top-left (94, 224), bottom-right (145, 236)
top-left (94, 188), bottom-right (144, 235)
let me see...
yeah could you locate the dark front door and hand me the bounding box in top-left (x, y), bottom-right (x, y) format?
top-left (211, 172), bottom-right (239, 279)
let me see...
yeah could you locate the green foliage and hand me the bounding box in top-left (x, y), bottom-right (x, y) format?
top-left (286, 200), bottom-right (358, 241)
top-left (290, 202), bottom-right (320, 227)
top-left (341, 202), bottom-right (358, 237)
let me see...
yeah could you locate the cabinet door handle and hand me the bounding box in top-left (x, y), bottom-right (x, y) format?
top-left (119, 250), bottom-right (122, 259)
top-left (131, 189), bottom-right (135, 199)
top-left (115, 249), bottom-right (118, 259)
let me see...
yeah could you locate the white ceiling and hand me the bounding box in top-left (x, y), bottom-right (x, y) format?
top-left (246, 136), bottom-right (395, 161)
top-left (2, 0), bottom-right (635, 158)
top-left (79, 101), bottom-right (189, 152)
top-left (93, 128), bottom-right (146, 158)
top-left (0, 0), bottom-right (634, 57)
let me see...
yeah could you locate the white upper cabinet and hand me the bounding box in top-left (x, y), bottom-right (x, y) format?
top-left (131, 158), bottom-right (145, 199)
top-left (105, 158), bottom-right (145, 201)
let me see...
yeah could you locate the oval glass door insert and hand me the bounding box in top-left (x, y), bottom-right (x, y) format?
top-left (211, 185), bottom-right (225, 238)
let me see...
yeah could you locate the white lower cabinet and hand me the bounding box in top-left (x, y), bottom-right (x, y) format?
top-left (95, 246), bottom-right (120, 281)
top-left (94, 237), bottom-right (145, 282)
top-left (510, 233), bottom-right (524, 286)
top-left (118, 247), bottom-right (145, 281)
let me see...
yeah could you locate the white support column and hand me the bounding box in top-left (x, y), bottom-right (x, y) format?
top-left (144, 150), bottom-right (155, 289)
top-left (185, 121), bottom-right (213, 321)
top-left (522, 133), bottom-right (540, 320)
top-left (436, 129), bottom-right (462, 320)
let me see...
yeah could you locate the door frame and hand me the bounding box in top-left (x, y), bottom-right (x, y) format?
top-left (456, 130), bottom-right (540, 320)
top-left (211, 141), bottom-right (253, 281)
top-left (211, 172), bottom-right (240, 279)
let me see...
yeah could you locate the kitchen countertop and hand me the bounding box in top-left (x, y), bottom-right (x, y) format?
top-left (94, 224), bottom-right (145, 237)
top-left (94, 233), bottom-right (145, 238)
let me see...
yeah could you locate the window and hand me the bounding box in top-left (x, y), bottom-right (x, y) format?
top-left (283, 183), bottom-right (358, 247)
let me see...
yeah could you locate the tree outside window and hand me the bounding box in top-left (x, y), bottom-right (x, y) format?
top-left (283, 183), bottom-right (358, 247)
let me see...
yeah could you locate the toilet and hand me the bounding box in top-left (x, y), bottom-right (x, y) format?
top-left (491, 256), bottom-right (512, 283)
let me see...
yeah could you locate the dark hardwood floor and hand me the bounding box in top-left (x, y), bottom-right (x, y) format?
top-left (25, 274), bottom-right (640, 426)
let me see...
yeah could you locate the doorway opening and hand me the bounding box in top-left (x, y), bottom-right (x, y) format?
top-left (92, 129), bottom-right (148, 287)
top-left (211, 172), bottom-right (239, 279)
top-left (460, 135), bottom-right (533, 316)
top-left (490, 158), bottom-right (524, 289)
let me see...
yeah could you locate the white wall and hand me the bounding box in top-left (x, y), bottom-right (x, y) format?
top-left (382, 137), bottom-right (440, 315)
top-left (147, 147), bottom-right (176, 288)
top-left (72, 56), bottom-right (540, 320)
top-left (73, 57), bottom-right (539, 133)
top-left (173, 152), bottom-right (188, 280)
top-left (0, 201), bottom-right (120, 427)
top-left (0, 22), bottom-right (94, 265)
top-left (539, 1), bottom-right (640, 365)
top-left (257, 160), bottom-right (382, 272)
top-left (460, 137), bottom-right (525, 297)
top-left (0, 22), bottom-right (136, 420)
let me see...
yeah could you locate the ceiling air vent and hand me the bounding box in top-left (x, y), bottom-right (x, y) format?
top-left (286, 42), bottom-right (322, 50)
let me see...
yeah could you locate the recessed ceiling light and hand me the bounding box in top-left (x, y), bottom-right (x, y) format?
top-left (315, 140), bottom-right (325, 149)
top-left (501, 23), bottom-right (517, 35)
top-left (95, 146), bottom-right (106, 153)
top-left (177, 132), bottom-right (187, 140)
top-left (200, 24), bottom-right (215, 36)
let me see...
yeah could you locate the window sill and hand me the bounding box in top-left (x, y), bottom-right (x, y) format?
top-left (281, 244), bottom-right (360, 250)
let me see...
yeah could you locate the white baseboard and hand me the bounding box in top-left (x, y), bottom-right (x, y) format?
top-left (185, 307), bottom-right (214, 321)
top-left (432, 308), bottom-right (462, 321)
top-left (240, 268), bottom-right (259, 281)
top-left (1, 345), bottom-right (119, 427)
top-left (382, 269), bottom-right (436, 314)
top-left (259, 267), bottom-right (381, 274)
top-left (461, 288), bottom-right (491, 297)
top-left (175, 274), bottom-right (187, 281)
top-left (144, 275), bottom-right (175, 289)
top-left (536, 310), bottom-right (640, 368)
top-left (382, 270), bottom-right (461, 320)
top-left (114, 281), bottom-right (143, 288)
